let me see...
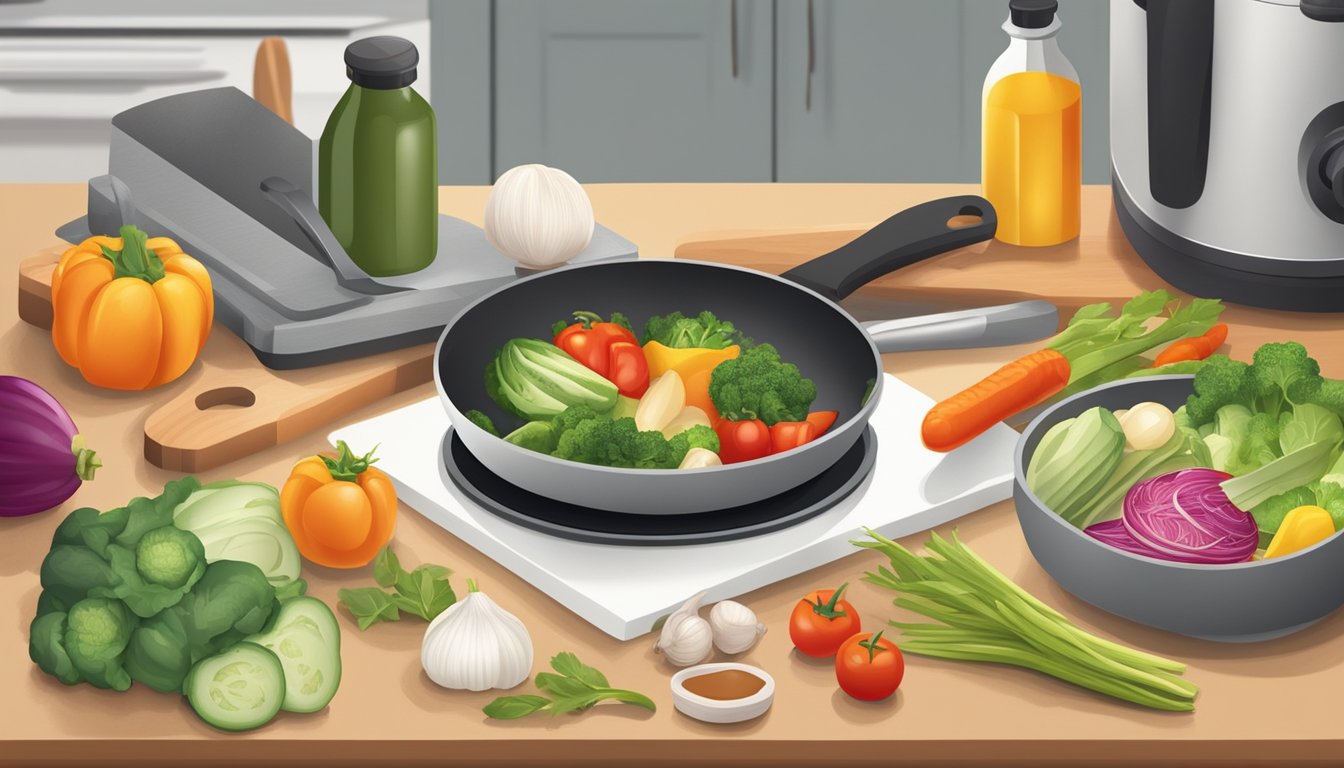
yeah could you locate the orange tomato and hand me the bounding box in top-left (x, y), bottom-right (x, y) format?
top-left (281, 441), bottom-right (397, 568)
top-left (50, 225), bottom-right (212, 390)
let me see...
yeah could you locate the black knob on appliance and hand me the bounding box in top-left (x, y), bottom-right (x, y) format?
top-left (1302, 0), bottom-right (1344, 21)
top-left (1326, 146), bottom-right (1344, 211)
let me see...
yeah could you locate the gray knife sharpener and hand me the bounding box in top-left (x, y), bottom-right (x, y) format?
top-left (57, 87), bottom-right (638, 369)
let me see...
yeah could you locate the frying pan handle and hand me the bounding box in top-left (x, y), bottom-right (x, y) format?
top-left (779, 196), bottom-right (997, 302)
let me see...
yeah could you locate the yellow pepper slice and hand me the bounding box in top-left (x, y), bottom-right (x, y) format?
top-left (1264, 505), bottom-right (1336, 559)
top-left (641, 341), bottom-right (739, 422)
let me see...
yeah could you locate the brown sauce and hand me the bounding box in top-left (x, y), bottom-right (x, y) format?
top-left (681, 669), bottom-right (765, 701)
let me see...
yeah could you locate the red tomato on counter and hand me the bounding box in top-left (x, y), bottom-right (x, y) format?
top-left (835, 631), bottom-right (904, 701)
top-left (789, 583), bottom-right (861, 658)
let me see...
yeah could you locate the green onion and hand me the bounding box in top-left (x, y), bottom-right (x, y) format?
top-left (854, 529), bottom-right (1198, 712)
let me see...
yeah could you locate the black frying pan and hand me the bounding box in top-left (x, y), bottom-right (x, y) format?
top-left (434, 195), bottom-right (1050, 515)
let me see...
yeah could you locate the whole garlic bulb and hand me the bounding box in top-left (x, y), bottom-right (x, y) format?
top-left (484, 163), bottom-right (595, 268)
top-left (709, 600), bottom-right (766, 654)
top-left (422, 580), bottom-right (533, 691)
top-left (654, 591), bottom-right (713, 667)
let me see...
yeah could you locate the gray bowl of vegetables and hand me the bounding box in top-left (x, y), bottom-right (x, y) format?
top-left (1013, 347), bottom-right (1344, 642)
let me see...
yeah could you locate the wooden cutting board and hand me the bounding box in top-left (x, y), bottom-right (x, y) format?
top-left (18, 248), bottom-right (434, 473)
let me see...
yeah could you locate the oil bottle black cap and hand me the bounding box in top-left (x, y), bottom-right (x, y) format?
top-left (1009, 0), bottom-right (1059, 29)
top-left (344, 36), bottom-right (419, 89)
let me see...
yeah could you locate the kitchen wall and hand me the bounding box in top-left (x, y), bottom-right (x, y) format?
top-left (0, 0), bottom-right (1109, 186)
top-left (430, 0), bottom-right (1111, 185)
top-left (0, 0), bottom-right (429, 182)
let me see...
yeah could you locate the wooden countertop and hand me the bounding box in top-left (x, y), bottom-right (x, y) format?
top-left (3, 183), bottom-right (1343, 767)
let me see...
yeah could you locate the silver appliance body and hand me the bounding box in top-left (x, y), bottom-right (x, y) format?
top-left (1110, 0), bottom-right (1344, 310)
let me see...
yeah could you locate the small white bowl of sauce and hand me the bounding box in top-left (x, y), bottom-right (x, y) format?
top-left (670, 662), bottom-right (775, 724)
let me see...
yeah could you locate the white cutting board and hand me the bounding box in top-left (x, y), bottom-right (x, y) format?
top-left (330, 374), bottom-right (1018, 640)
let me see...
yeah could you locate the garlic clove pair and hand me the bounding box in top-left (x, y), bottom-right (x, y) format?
top-left (484, 163), bottom-right (595, 269)
top-left (653, 591), bottom-right (713, 667)
top-left (654, 594), bottom-right (766, 666)
top-left (708, 600), bottom-right (767, 655)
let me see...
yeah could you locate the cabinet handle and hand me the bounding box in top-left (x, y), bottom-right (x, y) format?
top-left (805, 0), bottom-right (815, 110)
top-left (730, 0), bottom-right (739, 78)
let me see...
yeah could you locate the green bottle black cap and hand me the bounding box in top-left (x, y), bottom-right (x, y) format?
top-left (344, 36), bottom-right (419, 89)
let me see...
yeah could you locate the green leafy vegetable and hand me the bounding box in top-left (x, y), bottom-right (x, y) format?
top-left (1220, 438), bottom-right (1340, 514)
top-left (1251, 481), bottom-right (1344, 548)
top-left (1048, 290), bottom-right (1224, 386)
top-left (27, 477), bottom-right (339, 732)
top-left (642, 310), bottom-right (744, 350)
top-left (708, 343), bottom-right (817, 425)
top-left (171, 480), bottom-right (301, 588)
top-left (337, 545), bottom-right (457, 629)
top-left (486, 338), bottom-right (619, 421)
top-left (547, 406), bottom-right (718, 468)
top-left (855, 529), bottom-right (1198, 712)
top-left (1025, 407), bottom-right (1126, 525)
top-left (464, 409), bottom-right (500, 436)
top-left (484, 652), bottom-right (655, 719)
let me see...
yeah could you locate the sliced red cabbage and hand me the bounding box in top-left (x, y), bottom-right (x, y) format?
top-left (1117, 468), bottom-right (1257, 564)
top-left (1083, 519), bottom-right (1163, 558)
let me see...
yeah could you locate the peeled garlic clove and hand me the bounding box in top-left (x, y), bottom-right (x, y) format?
top-left (661, 406), bottom-right (711, 440)
top-left (678, 447), bottom-right (722, 470)
top-left (654, 590), bottom-right (713, 667)
top-left (484, 163), bottom-right (595, 269)
top-left (709, 600), bottom-right (767, 655)
top-left (1117, 401), bottom-right (1175, 451)
top-left (422, 581), bottom-right (534, 691)
top-left (635, 371), bottom-right (686, 432)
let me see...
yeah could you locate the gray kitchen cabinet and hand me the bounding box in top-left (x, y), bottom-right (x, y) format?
top-left (774, 0), bottom-right (1110, 184)
top-left (492, 0), bottom-right (774, 183)
top-left (431, 0), bottom-right (1111, 184)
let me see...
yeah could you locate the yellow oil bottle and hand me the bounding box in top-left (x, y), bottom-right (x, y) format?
top-left (982, 0), bottom-right (1082, 247)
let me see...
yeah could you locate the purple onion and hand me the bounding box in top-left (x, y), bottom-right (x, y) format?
top-left (0, 376), bottom-right (99, 517)
top-left (1100, 468), bottom-right (1257, 564)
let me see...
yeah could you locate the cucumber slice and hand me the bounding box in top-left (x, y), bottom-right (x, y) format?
top-left (247, 596), bottom-right (341, 714)
top-left (185, 642), bottom-right (285, 732)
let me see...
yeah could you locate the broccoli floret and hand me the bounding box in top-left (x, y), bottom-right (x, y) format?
top-left (1184, 354), bottom-right (1253, 426)
top-left (1248, 342), bottom-right (1322, 417)
top-left (463, 409), bottom-right (499, 436)
top-left (1251, 481), bottom-right (1344, 548)
top-left (1234, 412), bottom-right (1283, 474)
top-left (642, 311), bottom-right (744, 350)
top-left (1307, 378), bottom-right (1344, 417)
top-left (63, 597), bottom-right (136, 691)
top-left (549, 410), bottom-right (718, 468)
top-left (708, 343), bottom-right (817, 425)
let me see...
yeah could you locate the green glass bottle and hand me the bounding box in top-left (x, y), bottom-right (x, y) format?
top-left (319, 36), bottom-right (437, 277)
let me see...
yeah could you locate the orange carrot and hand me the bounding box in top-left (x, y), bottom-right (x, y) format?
top-left (1152, 323), bottom-right (1228, 368)
top-left (921, 349), bottom-right (1071, 452)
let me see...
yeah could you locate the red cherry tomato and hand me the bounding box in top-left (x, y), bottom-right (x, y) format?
top-left (835, 630), bottom-right (904, 701)
top-left (607, 341), bottom-right (650, 398)
top-left (769, 420), bottom-right (816, 454)
top-left (805, 410), bottom-right (839, 437)
top-left (553, 311), bottom-right (639, 378)
top-left (788, 583), bottom-right (861, 658)
top-left (715, 419), bottom-right (771, 464)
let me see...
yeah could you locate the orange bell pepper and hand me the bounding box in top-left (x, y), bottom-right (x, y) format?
top-left (642, 341), bottom-right (740, 423)
top-left (281, 441), bottom-right (397, 569)
top-left (50, 224), bottom-right (213, 390)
